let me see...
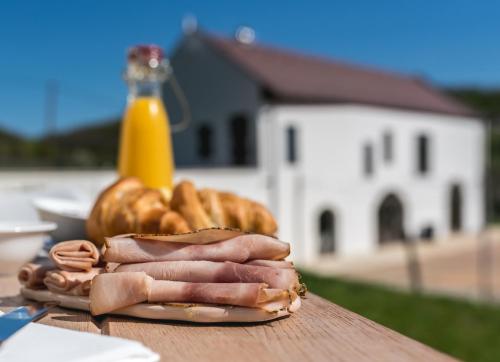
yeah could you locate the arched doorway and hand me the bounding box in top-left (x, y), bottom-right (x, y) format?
top-left (319, 210), bottom-right (335, 254)
top-left (378, 194), bottom-right (405, 244)
top-left (450, 184), bottom-right (463, 232)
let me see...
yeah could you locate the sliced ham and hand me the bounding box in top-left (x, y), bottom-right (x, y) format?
top-left (90, 272), bottom-right (153, 316)
top-left (132, 228), bottom-right (243, 245)
top-left (245, 259), bottom-right (294, 269)
top-left (18, 261), bottom-right (54, 288)
top-left (115, 260), bottom-right (299, 290)
top-left (49, 240), bottom-right (100, 272)
top-left (148, 280), bottom-right (289, 310)
top-left (103, 234), bottom-right (290, 264)
top-left (104, 262), bottom-right (120, 272)
top-left (44, 268), bottom-right (102, 296)
top-left (90, 272), bottom-right (290, 315)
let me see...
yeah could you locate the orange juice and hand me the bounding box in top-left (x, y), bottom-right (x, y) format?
top-left (118, 96), bottom-right (174, 191)
top-left (117, 45), bottom-right (175, 194)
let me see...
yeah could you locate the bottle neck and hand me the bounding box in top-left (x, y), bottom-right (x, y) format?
top-left (128, 80), bottom-right (162, 101)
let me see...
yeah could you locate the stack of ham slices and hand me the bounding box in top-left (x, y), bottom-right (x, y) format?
top-left (18, 240), bottom-right (102, 295)
top-left (20, 229), bottom-right (304, 323)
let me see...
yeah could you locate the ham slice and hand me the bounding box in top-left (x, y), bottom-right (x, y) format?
top-left (132, 228), bottom-right (244, 244)
top-left (90, 272), bottom-right (153, 315)
top-left (90, 272), bottom-right (290, 315)
top-left (245, 259), bottom-right (294, 269)
top-left (49, 240), bottom-right (100, 272)
top-left (104, 262), bottom-right (120, 272)
top-left (103, 234), bottom-right (290, 264)
top-left (44, 268), bottom-right (102, 296)
top-left (114, 260), bottom-right (299, 290)
top-left (18, 261), bottom-right (54, 288)
top-left (148, 280), bottom-right (289, 310)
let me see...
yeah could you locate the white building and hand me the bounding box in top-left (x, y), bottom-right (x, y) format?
top-left (164, 31), bottom-right (485, 264)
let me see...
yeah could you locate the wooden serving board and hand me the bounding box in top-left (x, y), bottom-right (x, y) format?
top-left (0, 275), bottom-right (455, 361)
top-left (20, 287), bottom-right (292, 323)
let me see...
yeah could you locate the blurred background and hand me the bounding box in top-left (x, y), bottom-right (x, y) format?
top-left (1, 1), bottom-right (500, 360)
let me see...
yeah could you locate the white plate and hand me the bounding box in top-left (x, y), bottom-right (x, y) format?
top-left (32, 197), bottom-right (90, 220)
top-left (0, 221), bottom-right (57, 236)
top-left (0, 221), bottom-right (57, 275)
top-left (32, 197), bottom-right (90, 241)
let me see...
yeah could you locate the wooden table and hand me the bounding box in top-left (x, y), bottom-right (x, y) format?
top-left (0, 275), bottom-right (455, 361)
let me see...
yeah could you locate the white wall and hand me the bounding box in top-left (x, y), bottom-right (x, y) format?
top-left (259, 104), bottom-right (485, 263)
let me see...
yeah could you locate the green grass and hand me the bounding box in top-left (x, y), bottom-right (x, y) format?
top-left (300, 271), bottom-right (500, 362)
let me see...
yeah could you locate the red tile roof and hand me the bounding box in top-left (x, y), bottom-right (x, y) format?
top-left (201, 33), bottom-right (475, 117)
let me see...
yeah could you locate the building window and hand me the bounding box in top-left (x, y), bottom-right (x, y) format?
top-left (383, 131), bottom-right (393, 163)
top-left (417, 134), bottom-right (430, 174)
top-left (363, 143), bottom-right (374, 177)
top-left (319, 210), bottom-right (335, 254)
top-left (450, 183), bottom-right (463, 232)
top-left (229, 115), bottom-right (248, 165)
top-left (286, 126), bottom-right (297, 164)
top-left (197, 124), bottom-right (213, 160)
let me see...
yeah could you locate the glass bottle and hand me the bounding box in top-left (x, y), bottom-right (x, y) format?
top-left (118, 45), bottom-right (174, 195)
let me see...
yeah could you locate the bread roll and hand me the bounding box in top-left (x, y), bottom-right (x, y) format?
top-left (86, 178), bottom-right (278, 245)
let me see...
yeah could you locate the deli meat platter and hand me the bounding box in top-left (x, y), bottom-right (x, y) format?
top-left (20, 228), bottom-right (303, 324)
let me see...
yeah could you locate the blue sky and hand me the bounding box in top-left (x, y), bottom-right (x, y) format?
top-left (1, 0), bottom-right (499, 137)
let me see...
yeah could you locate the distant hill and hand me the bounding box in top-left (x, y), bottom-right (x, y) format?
top-left (41, 118), bottom-right (120, 167)
top-left (0, 127), bottom-right (35, 166)
top-left (0, 118), bottom-right (120, 168)
top-left (447, 88), bottom-right (500, 123)
top-left (0, 127), bottom-right (23, 143)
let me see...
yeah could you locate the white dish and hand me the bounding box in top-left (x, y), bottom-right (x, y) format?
top-left (33, 197), bottom-right (90, 242)
top-left (0, 221), bottom-right (57, 275)
top-left (0, 221), bottom-right (57, 236)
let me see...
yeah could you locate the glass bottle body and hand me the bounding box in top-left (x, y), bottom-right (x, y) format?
top-left (118, 74), bottom-right (174, 193)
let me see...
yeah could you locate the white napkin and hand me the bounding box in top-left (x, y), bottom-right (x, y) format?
top-left (0, 321), bottom-right (159, 362)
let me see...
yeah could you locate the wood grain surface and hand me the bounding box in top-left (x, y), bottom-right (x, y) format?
top-left (0, 275), bottom-right (455, 361)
